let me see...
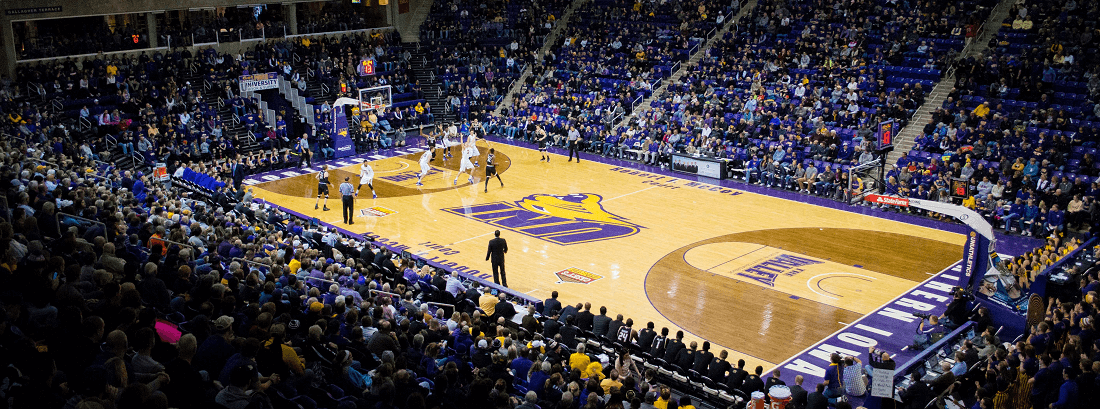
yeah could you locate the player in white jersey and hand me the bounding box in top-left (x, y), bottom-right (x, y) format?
top-left (454, 143), bottom-right (476, 185)
top-left (466, 131), bottom-right (481, 167)
top-left (357, 163), bottom-right (376, 199)
top-left (436, 123), bottom-right (460, 159)
top-left (416, 149), bottom-right (432, 186)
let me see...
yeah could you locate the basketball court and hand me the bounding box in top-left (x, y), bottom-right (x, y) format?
top-left (247, 140), bottom-right (966, 371)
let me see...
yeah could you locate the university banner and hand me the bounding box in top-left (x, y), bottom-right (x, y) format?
top-left (239, 72), bottom-right (278, 92)
top-left (399, 0), bottom-right (410, 13)
top-left (331, 105), bottom-right (355, 158)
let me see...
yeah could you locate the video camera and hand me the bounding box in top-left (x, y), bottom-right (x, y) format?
top-left (912, 312), bottom-right (934, 320)
top-left (951, 286), bottom-right (975, 301)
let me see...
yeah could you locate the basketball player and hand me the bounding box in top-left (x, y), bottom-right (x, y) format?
top-left (315, 165), bottom-right (331, 211)
top-left (441, 122), bottom-right (461, 159)
top-left (484, 148), bottom-right (504, 193)
top-left (416, 148), bottom-right (432, 186)
top-left (454, 140), bottom-right (477, 185)
top-left (536, 126), bottom-right (551, 162)
top-left (357, 162), bottom-right (376, 199)
top-left (431, 125), bottom-right (445, 160)
top-left (468, 120), bottom-right (483, 167)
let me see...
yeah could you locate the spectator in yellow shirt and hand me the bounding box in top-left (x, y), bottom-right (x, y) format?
top-left (569, 344), bottom-right (591, 372)
top-left (600, 369), bottom-right (623, 394)
top-left (479, 290), bottom-right (499, 316)
top-left (972, 102), bottom-right (990, 118)
top-left (962, 195), bottom-right (977, 209)
top-left (654, 387), bottom-right (672, 409)
top-left (288, 256), bottom-right (301, 275)
top-left (678, 396), bottom-right (697, 409)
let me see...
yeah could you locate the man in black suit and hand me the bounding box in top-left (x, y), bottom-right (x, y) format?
top-left (606, 314), bottom-right (625, 341)
top-left (543, 291), bottom-right (562, 315)
top-left (806, 384), bottom-right (829, 409)
top-left (431, 269), bottom-right (447, 291)
top-left (493, 293), bottom-right (517, 321)
top-left (575, 303), bottom-right (595, 332)
top-left (559, 303), bottom-right (581, 324)
top-left (543, 312), bottom-right (563, 338)
top-left (898, 373), bottom-right (933, 409)
top-left (789, 375), bottom-right (808, 409)
top-left (232, 159), bottom-right (246, 190)
top-left (485, 230), bottom-right (508, 287)
top-left (929, 362), bottom-right (955, 395)
top-left (592, 307), bottom-right (613, 338)
top-left (558, 315), bottom-right (580, 346)
top-left (373, 248), bottom-right (398, 276)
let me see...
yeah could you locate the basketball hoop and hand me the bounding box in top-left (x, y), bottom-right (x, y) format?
top-left (357, 85), bottom-right (392, 114)
top-left (360, 102), bottom-right (386, 113)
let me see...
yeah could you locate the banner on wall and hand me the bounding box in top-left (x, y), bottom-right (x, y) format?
top-left (670, 154), bottom-right (725, 179)
top-left (239, 72), bottom-right (278, 92)
top-left (399, 0), bottom-right (410, 13)
top-left (332, 105), bottom-right (355, 159)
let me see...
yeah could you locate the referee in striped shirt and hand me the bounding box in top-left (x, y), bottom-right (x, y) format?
top-left (340, 177), bottom-right (355, 225)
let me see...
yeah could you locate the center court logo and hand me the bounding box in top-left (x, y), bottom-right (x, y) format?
top-left (441, 193), bottom-right (642, 245)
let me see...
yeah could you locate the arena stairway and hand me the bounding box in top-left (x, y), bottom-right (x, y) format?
top-left (886, 0), bottom-right (1017, 167)
top-left (213, 97), bottom-right (262, 154)
top-left (494, 0), bottom-right (591, 114)
top-left (257, 88), bottom-right (304, 140)
top-left (406, 42), bottom-right (453, 123)
top-left (288, 56), bottom-right (337, 108)
top-left (612, 0), bottom-right (757, 131)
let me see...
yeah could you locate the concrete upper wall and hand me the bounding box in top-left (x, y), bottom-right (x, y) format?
top-left (0, 0), bottom-right (429, 77)
top-left (1, 0), bottom-right (316, 22)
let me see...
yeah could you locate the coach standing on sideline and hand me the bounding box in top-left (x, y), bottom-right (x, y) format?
top-left (486, 230), bottom-right (508, 287)
top-left (340, 177), bottom-right (355, 225)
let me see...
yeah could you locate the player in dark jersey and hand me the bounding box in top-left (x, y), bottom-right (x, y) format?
top-left (315, 165), bottom-right (331, 211)
top-left (536, 126), bottom-right (550, 162)
top-left (484, 148), bottom-right (504, 193)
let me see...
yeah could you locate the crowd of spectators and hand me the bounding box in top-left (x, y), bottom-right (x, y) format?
top-left (0, 132), bottom-right (772, 409)
top-left (419, 0), bottom-right (569, 121)
top-left (2, 1), bottom-right (1100, 408)
top-left (483, 0), bottom-right (990, 207)
top-left (897, 0), bottom-right (1100, 237)
top-left (1, 132), bottom-right (1095, 409)
top-left (7, 28), bottom-right (431, 185)
top-left (494, 0), bottom-right (733, 140)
